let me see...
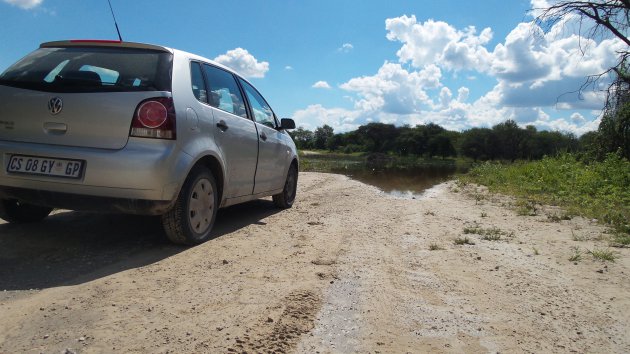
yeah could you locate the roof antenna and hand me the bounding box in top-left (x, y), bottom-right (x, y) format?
top-left (107, 0), bottom-right (123, 41)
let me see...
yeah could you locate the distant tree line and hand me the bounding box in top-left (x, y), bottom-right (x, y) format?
top-left (289, 117), bottom-right (629, 162)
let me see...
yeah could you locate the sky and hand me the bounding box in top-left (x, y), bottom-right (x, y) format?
top-left (0, 0), bottom-right (623, 135)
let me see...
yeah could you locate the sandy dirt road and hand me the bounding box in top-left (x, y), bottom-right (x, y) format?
top-left (1, 172), bottom-right (629, 353)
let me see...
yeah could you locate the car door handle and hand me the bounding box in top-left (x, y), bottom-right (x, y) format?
top-left (216, 120), bottom-right (228, 131)
top-left (260, 132), bottom-right (267, 141)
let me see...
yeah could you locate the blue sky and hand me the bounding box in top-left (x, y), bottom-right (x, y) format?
top-left (1, 0), bottom-right (622, 135)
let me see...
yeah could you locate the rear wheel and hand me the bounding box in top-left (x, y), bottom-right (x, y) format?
top-left (162, 166), bottom-right (218, 245)
top-left (273, 164), bottom-right (298, 209)
top-left (0, 199), bottom-right (53, 223)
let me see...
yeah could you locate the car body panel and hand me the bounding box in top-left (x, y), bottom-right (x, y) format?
top-left (211, 108), bottom-right (258, 198)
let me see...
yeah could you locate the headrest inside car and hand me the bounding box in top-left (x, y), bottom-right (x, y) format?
top-left (57, 71), bottom-right (103, 86)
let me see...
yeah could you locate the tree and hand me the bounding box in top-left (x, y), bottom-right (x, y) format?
top-left (426, 133), bottom-right (457, 159)
top-left (326, 133), bottom-right (345, 151)
top-left (529, 130), bottom-right (576, 159)
top-left (492, 120), bottom-right (526, 162)
top-left (355, 123), bottom-right (399, 153)
top-left (423, 123), bottom-right (447, 137)
top-left (289, 127), bottom-right (314, 150)
top-left (394, 126), bottom-right (426, 156)
top-left (459, 128), bottom-right (496, 161)
top-left (600, 100), bottom-right (630, 158)
top-left (313, 125), bottom-right (334, 150)
top-left (578, 130), bottom-right (602, 159)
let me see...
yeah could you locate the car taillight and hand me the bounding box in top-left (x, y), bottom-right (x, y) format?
top-left (130, 97), bottom-right (176, 139)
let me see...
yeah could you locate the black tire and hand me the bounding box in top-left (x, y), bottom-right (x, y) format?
top-left (0, 199), bottom-right (53, 223)
top-left (273, 163), bottom-right (298, 209)
top-left (161, 166), bottom-right (218, 245)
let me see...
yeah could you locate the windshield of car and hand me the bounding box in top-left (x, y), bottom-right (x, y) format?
top-left (0, 46), bottom-right (173, 93)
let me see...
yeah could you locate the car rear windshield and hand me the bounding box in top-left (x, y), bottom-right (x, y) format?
top-left (0, 46), bottom-right (173, 93)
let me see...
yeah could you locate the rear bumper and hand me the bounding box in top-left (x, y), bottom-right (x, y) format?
top-left (0, 185), bottom-right (174, 215)
top-left (0, 138), bottom-right (193, 211)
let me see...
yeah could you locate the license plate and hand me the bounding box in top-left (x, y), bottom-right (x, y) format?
top-left (7, 155), bottom-right (84, 179)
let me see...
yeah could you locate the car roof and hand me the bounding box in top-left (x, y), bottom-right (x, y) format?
top-left (40, 40), bottom-right (250, 84)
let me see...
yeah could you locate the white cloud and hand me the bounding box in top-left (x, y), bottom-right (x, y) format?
top-left (531, 114), bottom-right (601, 135)
top-left (528, 0), bottom-right (552, 18)
top-left (3, 0), bottom-right (42, 9)
top-left (385, 15), bottom-right (493, 71)
top-left (338, 43), bottom-right (354, 53)
top-left (490, 23), bottom-right (550, 83)
top-left (340, 62), bottom-right (441, 114)
top-left (292, 104), bottom-right (360, 132)
top-left (438, 87), bottom-right (452, 109)
top-left (570, 112), bottom-right (585, 123)
top-left (213, 48), bottom-right (269, 78)
top-left (284, 65), bottom-right (293, 71)
top-left (383, 12), bottom-right (621, 112)
top-left (493, 22), bottom-right (621, 86)
top-left (456, 87), bottom-right (469, 102)
top-left (507, 107), bottom-right (551, 123)
top-left (312, 81), bottom-right (332, 89)
top-left (487, 21), bottom-right (621, 110)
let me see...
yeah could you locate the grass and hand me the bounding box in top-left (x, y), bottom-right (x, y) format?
top-left (516, 199), bottom-right (538, 216)
top-left (533, 247), bottom-right (540, 255)
top-left (463, 225), bottom-right (512, 241)
top-left (569, 246), bottom-right (582, 262)
top-left (459, 153), bottom-right (630, 236)
top-left (547, 212), bottom-right (572, 222)
top-left (298, 150), bottom-right (470, 173)
top-left (298, 151), bottom-right (364, 172)
top-left (482, 233), bottom-right (502, 241)
top-left (454, 236), bottom-right (475, 245)
top-left (589, 248), bottom-right (618, 262)
top-left (463, 226), bottom-right (483, 234)
top-left (429, 243), bottom-right (444, 250)
top-left (611, 232), bottom-right (630, 247)
top-left (471, 192), bottom-right (485, 204)
top-left (572, 230), bottom-right (589, 242)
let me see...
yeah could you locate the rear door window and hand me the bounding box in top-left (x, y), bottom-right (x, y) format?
top-left (0, 47), bottom-right (173, 93)
top-left (202, 64), bottom-right (247, 118)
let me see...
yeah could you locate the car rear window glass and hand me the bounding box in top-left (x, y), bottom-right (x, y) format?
top-left (0, 46), bottom-right (173, 93)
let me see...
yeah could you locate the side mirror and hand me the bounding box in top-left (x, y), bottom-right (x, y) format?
top-left (279, 118), bottom-right (296, 130)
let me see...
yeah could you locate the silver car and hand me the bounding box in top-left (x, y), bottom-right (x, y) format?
top-left (0, 40), bottom-right (298, 245)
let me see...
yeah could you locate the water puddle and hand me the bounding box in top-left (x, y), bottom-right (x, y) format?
top-left (331, 165), bottom-right (466, 198)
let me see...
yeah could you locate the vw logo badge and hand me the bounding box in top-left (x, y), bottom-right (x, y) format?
top-left (48, 97), bottom-right (63, 115)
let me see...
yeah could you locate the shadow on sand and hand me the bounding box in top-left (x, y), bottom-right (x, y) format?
top-left (0, 199), bottom-right (281, 291)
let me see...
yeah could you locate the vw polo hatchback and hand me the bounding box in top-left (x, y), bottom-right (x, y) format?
top-left (0, 40), bottom-right (298, 245)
